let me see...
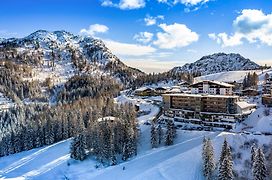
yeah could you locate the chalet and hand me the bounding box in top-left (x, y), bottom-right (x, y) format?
top-left (236, 101), bottom-right (256, 115)
top-left (241, 88), bottom-right (259, 96)
top-left (134, 87), bottom-right (155, 96)
top-left (165, 86), bottom-right (182, 94)
top-left (189, 80), bottom-right (234, 95)
top-left (178, 81), bottom-right (190, 91)
top-left (97, 116), bottom-right (117, 123)
top-left (162, 93), bottom-right (252, 129)
top-left (155, 87), bottom-right (168, 95)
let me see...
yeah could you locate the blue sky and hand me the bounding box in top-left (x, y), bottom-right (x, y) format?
top-left (1, 0), bottom-right (272, 72)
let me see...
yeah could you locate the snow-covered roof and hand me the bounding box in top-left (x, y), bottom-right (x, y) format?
top-left (241, 88), bottom-right (258, 92)
top-left (189, 80), bottom-right (234, 88)
top-left (163, 93), bottom-right (239, 98)
top-left (135, 87), bottom-right (154, 92)
top-left (97, 116), bottom-right (117, 122)
top-left (211, 81), bottom-right (235, 87)
top-left (235, 101), bottom-right (256, 109)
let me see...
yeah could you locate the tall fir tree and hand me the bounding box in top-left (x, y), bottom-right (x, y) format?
top-left (70, 133), bottom-right (87, 161)
top-left (151, 124), bottom-right (158, 148)
top-left (165, 120), bottom-right (175, 146)
top-left (202, 138), bottom-right (215, 180)
top-left (251, 144), bottom-right (257, 168)
top-left (218, 139), bottom-right (233, 180)
top-left (157, 125), bottom-right (163, 145)
top-left (253, 148), bottom-right (267, 180)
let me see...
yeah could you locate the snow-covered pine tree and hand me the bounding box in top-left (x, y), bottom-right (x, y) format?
top-left (219, 138), bottom-right (232, 166)
top-left (218, 139), bottom-right (233, 180)
top-left (70, 133), bottom-right (87, 161)
top-left (251, 144), bottom-right (257, 168)
top-left (165, 120), bottom-right (174, 146)
top-left (151, 124), bottom-right (158, 148)
top-left (253, 148), bottom-right (267, 180)
top-left (110, 131), bottom-right (117, 166)
top-left (202, 138), bottom-right (215, 180)
top-left (157, 125), bottom-right (163, 145)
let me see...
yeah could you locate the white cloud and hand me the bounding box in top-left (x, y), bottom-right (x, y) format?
top-left (157, 0), bottom-right (168, 3)
top-left (104, 40), bottom-right (156, 56)
top-left (175, 0), bottom-right (209, 6)
top-left (153, 23), bottom-right (199, 49)
top-left (158, 0), bottom-right (210, 6)
top-left (101, 0), bottom-right (145, 10)
top-left (80, 24), bottom-right (109, 36)
top-left (144, 16), bottom-right (156, 26)
top-left (144, 15), bottom-right (164, 26)
top-left (209, 9), bottom-right (272, 47)
top-left (133, 32), bottom-right (154, 43)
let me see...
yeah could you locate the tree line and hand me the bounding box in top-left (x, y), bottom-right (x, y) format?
top-left (202, 138), bottom-right (268, 180)
top-left (70, 103), bottom-right (138, 166)
top-left (0, 94), bottom-right (138, 161)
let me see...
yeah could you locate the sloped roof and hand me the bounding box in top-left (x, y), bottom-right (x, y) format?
top-left (235, 101), bottom-right (256, 109)
top-left (189, 80), bottom-right (234, 88)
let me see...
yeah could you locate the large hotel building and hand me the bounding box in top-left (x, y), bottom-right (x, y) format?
top-left (162, 80), bottom-right (256, 129)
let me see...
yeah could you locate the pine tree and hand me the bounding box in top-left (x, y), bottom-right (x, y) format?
top-left (109, 128), bottom-right (117, 166)
top-left (202, 138), bottom-right (215, 180)
top-left (151, 124), bottom-right (158, 148)
top-left (253, 148), bottom-right (267, 180)
top-left (165, 120), bottom-right (174, 146)
top-left (218, 139), bottom-right (233, 180)
top-left (70, 133), bottom-right (87, 161)
top-left (157, 125), bottom-right (163, 145)
top-left (219, 138), bottom-right (232, 166)
top-left (251, 144), bottom-right (257, 167)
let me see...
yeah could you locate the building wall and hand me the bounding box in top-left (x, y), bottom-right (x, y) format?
top-left (190, 82), bottom-right (233, 95)
top-left (163, 94), bottom-right (238, 114)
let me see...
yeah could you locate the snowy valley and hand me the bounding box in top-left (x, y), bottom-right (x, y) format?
top-left (0, 30), bottom-right (272, 180)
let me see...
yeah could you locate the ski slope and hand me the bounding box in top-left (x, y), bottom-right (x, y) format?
top-left (194, 69), bottom-right (272, 83)
top-left (0, 140), bottom-right (71, 179)
top-left (67, 131), bottom-right (218, 180)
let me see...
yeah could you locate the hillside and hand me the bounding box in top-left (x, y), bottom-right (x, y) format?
top-left (170, 53), bottom-right (261, 76)
top-left (0, 30), bottom-right (143, 86)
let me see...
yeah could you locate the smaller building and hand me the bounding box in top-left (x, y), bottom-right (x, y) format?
top-left (178, 81), bottom-right (190, 91)
top-left (97, 116), bottom-right (117, 122)
top-left (189, 80), bottom-right (234, 95)
top-left (165, 86), bottom-right (182, 94)
top-left (134, 87), bottom-right (155, 96)
top-left (262, 95), bottom-right (272, 107)
top-left (155, 87), bottom-right (168, 95)
top-left (241, 88), bottom-right (259, 96)
top-left (236, 101), bottom-right (256, 115)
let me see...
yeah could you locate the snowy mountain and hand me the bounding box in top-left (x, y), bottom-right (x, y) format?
top-left (0, 30), bottom-right (143, 85)
top-left (170, 53), bottom-right (261, 76)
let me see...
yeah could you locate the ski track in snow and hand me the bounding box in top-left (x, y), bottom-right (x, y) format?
top-left (0, 139), bottom-right (70, 179)
top-left (67, 132), bottom-right (218, 180)
top-left (21, 154), bottom-right (70, 179)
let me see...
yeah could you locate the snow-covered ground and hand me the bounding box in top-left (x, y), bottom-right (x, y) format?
top-left (1, 93), bottom-right (272, 180)
top-left (1, 127), bottom-right (270, 179)
top-left (194, 69), bottom-right (272, 83)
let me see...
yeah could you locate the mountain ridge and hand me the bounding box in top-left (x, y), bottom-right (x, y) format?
top-left (0, 30), bottom-right (144, 86)
top-left (169, 52), bottom-right (261, 76)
